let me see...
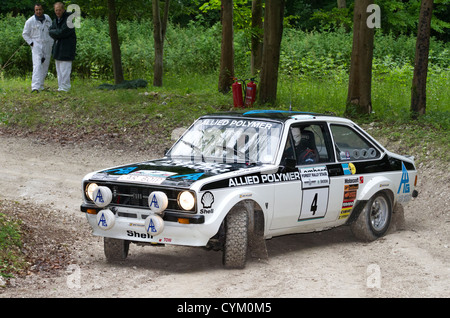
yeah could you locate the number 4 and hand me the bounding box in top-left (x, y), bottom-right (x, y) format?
top-left (310, 193), bottom-right (318, 215)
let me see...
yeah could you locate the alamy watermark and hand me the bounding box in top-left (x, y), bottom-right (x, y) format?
top-left (66, 264), bottom-right (106, 291)
top-left (366, 264), bottom-right (381, 289)
top-left (67, 4), bottom-right (81, 29)
top-left (64, 3), bottom-right (380, 30)
top-left (367, 4), bottom-right (381, 29)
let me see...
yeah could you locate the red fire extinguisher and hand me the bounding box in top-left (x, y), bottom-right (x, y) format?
top-left (245, 78), bottom-right (257, 107)
top-left (232, 78), bottom-right (244, 108)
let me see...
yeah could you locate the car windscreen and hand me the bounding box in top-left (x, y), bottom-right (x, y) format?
top-left (167, 118), bottom-right (283, 165)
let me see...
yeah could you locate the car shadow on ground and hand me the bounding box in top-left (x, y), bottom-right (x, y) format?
top-left (96, 225), bottom-right (361, 273)
top-left (90, 208), bottom-right (409, 273)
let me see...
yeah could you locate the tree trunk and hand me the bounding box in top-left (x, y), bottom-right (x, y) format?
top-left (107, 0), bottom-right (124, 84)
top-left (251, 0), bottom-right (263, 76)
top-left (218, 0), bottom-right (234, 94)
top-left (337, 0), bottom-right (347, 9)
top-left (259, 0), bottom-right (285, 105)
top-left (411, 0), bottom-right (433, 119)
top-left (345, 0), bottom-right (375, 116)
top-left (152, 0), bottom-right (170, 87)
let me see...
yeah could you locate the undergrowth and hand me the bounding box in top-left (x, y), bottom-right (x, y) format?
top-left (0, 212), bottom-right (27, 279)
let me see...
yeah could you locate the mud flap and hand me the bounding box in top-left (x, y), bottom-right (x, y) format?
top-left (389, 202), bottom-right (406, 233)
top-left (247, 205), bottom-right (268, 261)
top-left (248, 231), bottom-right (268, 260)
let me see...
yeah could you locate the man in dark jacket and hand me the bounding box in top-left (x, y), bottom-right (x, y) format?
top-left (49, 2), bottom-right (76, 91)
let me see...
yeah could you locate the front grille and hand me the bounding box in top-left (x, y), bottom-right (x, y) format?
top-left (85, 181), bottom-right (196, 214)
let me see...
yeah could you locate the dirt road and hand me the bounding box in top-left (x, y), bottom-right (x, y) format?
top-left (0, 135), bottom-right (449, 298)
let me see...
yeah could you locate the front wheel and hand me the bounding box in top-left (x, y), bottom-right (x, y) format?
top-left (222, 208), bottom-right (248, 269)
top-left (104, 237), bottom-right (130, 262)
top-left (351, 192), bottom-right (392, 242)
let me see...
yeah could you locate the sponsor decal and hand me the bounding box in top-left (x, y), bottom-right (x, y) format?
top-left (397, 162), bottom-right (410, 194)
top-left (127, 230), bottom-right (152, 239)
top-left (147, 218), bottom-right (157, 233)
top-left (118, 170), bottom-right (177, 184)
top-left (128, 222), bottom-right (144, 228)
top-left (149, 194), bottom-right (160, 209)
top-left (342, 163), bottom-right (356, 175)
top-left (300, 166), bottom-right (329, 189)
top-left (94, 190), bottom-right (104, 204)
top-left (345, 177), bottom-right (359, 184)
top-left (104, 166), bottom-right (138, 175)
top-left (345, 184), bottom-right (359, 191)
top-left (200, 191), bottom-right (215, 214)
top-left (340, 178), bottom-right (359, 219)
top-left (97, 212), bottom-right (107, 227)
top-left (228, 171), bottom-right (301, 187)
top-left (202, 118), bottom-right (274, 130)
top-left (344, 190), bottom-right (357, 200)
top-left (397, 162), bottom-right (412, 203)
top-left (168, 173), bottom-right (204, 181)
top-left (339, 200), bottom-right (355, 219)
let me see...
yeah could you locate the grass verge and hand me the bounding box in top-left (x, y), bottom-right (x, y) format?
top-left (0, 211), bottom-right (27, 280)
top-left (1, 72), bottom-right (448, 162)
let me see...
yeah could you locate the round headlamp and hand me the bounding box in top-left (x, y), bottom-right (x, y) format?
top-left (86, 183), bottom-right (99, 201)
top-left (178, 191), bottom-right (195, 211)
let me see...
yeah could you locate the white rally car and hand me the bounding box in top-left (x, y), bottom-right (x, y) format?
top-left (81, 110), bottom-right (418, 268)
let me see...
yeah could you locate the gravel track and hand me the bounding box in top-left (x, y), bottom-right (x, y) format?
top-left (0, 135), bottom-right (449, 298)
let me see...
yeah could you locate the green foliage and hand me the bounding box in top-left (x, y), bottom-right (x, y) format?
top-left (0, 212), bottom-right (27, 278)
top-left (280, 28), bottom-right (352, 78)
top-left (199, 0), bottom-right (255, 30)
top-left (310, 7), bottom-right (352, 31)
top-left (0, 15), bottom-right (448, 132)
top-left (0, 14), bottom-right (31, 74)
top-left (2, 14), bottom-right (448, 80)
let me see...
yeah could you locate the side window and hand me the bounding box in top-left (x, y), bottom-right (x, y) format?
top-left (330, 124), bottom-right (381, 161)
top-left (283, 123), bottom-right (333, 165)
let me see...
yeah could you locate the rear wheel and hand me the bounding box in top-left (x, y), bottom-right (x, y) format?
top-left (351, 192), bottom-right (392, 241)
top-left (104, 237), bottom-right (130, 262)
top-left (222, 208), bottom-right (248, 269)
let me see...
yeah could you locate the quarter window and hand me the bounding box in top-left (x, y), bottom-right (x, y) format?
top-left (330, 125), bottom-right (381, 161)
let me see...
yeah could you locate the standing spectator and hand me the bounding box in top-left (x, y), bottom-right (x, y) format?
top-left (49, 2), bottom-right (76, 92)
top-left (22, 3), bottom-right (54, 93)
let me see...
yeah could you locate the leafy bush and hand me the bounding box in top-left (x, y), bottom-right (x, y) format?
top-left (0, 14), bottom-right (31, 75)
top-left (0, 15), bottom-right (448, 80)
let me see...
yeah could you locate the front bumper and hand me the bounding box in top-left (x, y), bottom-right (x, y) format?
top-left (81, 204), bottom-right (209, 246)
top-left (81, 204), bottom-right (204, 224)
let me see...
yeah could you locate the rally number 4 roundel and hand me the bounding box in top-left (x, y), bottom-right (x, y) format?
top-left (298, 188), bottom-right (329, 221)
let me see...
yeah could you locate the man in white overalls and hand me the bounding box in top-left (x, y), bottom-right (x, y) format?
top-left (22, 3), bottom-right (54, 92)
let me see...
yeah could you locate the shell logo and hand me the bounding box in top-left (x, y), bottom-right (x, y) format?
top-left (201, 191), bottom-right (214, 208)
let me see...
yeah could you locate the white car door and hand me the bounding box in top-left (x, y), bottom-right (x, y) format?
top-left (270, 122), bottom-right (335, 230)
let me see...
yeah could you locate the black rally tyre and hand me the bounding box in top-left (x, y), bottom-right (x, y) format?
top-left (104, 237), bottom-right (130, 262)
top-left (222, 208), bottom-right (249, 269)
top-left (351, 192), bottom-right (392, 242)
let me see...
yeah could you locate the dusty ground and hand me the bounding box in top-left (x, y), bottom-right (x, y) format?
top-left (0, 133), bottom-right (449, 298)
